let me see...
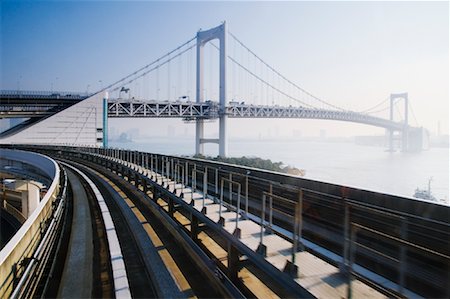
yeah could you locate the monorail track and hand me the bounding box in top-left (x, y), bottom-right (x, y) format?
top-left (6, 145), bottom-right (449, 299)
top-left (57, 158), bottom-right (314, 298)
top-left (60, 160), bottom-right (237, 298)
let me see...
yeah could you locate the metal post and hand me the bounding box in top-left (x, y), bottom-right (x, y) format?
top-left (260, 194), bottom-right (266, 244)
top-left (175, 160), bottom-right (179, 183)
top-left (191, 215), bottom-right (199, 241)
top-left (269, 183), bottom-right (273, 229)
top-left (236, 184), bottom-right (241, 231)
top-left (298, 189), bottom-right (303, 251)
top-left (215, 168), bottom-right (219, 200)
top-left (227, 242), bottom-right (239, 282)
top-left (229, 173), bottom-right (232, 206)
top-left (347, 225), bottom-right (356, 299)
top-left (293, 200), bottom-right (299, 264)
top-left (150, 154), bottom-right (154, 174)
top-left (169, 197), bottom-right (174, 217)
top-left (171, 158), bottom-right (174, 180)
top-left (245, 174), bottom-right (249, 217)
top-left (203, 168), bottom-right (207, 208)
top-left (185, 162), bottom-right (189, 187)
top-left (219, 179), bottom-right (224, 220)
top-left (342, 200), bottom-right (350, 272)
top-left (399, 218), bottom-right (407, 295)
top-left (167, 159), bottom-right (171, 181)
top-left (191, 168), bottom-right (195, 191)
top-left (182, 164), bottom-right (185, 186)
top-left (156, 156), bottom-right (159, 182)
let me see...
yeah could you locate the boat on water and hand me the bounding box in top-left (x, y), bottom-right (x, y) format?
top-left (413, 177), bottom-right (437, 202)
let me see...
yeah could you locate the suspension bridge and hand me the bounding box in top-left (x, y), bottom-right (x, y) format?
top-left (0, 23), bottom-right (447, 299)
top-left (0, 22), bottom-right (427, 155)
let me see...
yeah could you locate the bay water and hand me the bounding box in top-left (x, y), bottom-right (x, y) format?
top-left (110, 137), bottom-right (449, 204)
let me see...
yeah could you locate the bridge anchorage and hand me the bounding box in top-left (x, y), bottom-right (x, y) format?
top-left (0, 23), bottom-right (428, 154)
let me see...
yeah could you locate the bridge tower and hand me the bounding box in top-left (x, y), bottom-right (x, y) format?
top-left (388, 93), bottom-right (408, 151)
top-left (195, 22), bottom-right (227, 157)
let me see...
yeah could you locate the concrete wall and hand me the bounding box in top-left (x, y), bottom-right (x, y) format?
top-left (0, 149), bottom-right (60, 298)
top-left (0, 92), bottom-right (105, 147)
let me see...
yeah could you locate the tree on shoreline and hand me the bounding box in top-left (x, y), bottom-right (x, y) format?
top-left (193, 155), bottom-right (305, 177)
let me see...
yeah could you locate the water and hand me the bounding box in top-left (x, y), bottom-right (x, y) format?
top-left (110, 137), bottom-right (449, 203)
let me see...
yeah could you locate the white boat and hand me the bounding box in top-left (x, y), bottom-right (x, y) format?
top-left (413, 177), bottom-right (437, 202)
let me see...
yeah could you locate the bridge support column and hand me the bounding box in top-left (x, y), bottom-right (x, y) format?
top-left (388, 130), bottom-right (394, 152)
top-left (219, 115), bottom-right (228, 157)
top-left (195, 120), bottom-right (204, 156)
top-left (102, 93), bottom-right (109, 148)
top-left (389, 93), bottom-right (408, 152)
top-left (196, 22), bottom-right (227, 157)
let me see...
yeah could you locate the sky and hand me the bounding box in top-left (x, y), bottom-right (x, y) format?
top-left (1, 0), bottom-right (449, 138)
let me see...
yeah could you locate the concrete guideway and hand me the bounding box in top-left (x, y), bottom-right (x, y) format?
top-left (6, 145), bottom-right (449, 298)
top-left (59, 152), bottom-right (311, 298)
top-left (62, 162), bottom-right (131, 299)
top-left (64, 159), bottom-right (235, 298)
top-left (56, 168), bottom-right (93, 298)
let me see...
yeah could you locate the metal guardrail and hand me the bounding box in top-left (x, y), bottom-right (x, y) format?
top-left (6, 145), bottom-right (450, 298)
top-left (0, 90), bottom-right (90, 99)
top-left (98, 146), bottom-right (450, 298)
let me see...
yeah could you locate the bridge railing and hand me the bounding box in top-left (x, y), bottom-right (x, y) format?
top-left (0, 90), bottom-right (90, 100)
top-left (0, 150), bottom-right (65, 299)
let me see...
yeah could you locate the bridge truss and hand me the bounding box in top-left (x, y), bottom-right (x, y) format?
top-left (107, 99), bottom-right (405, 131)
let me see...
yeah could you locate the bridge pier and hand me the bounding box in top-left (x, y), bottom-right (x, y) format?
top-left (195, 120), bottom-right (204, 156)
top-left (219, 115), bottom-right (228, 157)
top-left (195, 22), bottom-right (228, 157)
top-left (388, 93), bottom-right (409, 152)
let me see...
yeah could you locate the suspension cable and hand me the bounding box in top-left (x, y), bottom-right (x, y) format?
top-left (99, 36), bottom-right (196, 93)
top-left (409, 101), bottom-right (419, 126)
top-left (359, 96), bottom-right (390, 113)
top-left (367, 105), bottom-right (391, 115)
top-left (210, 42), bottom-right (314, 107)
top-left (110, 42), bottom-right (196, 93)
top-left (228, 31), bottom-right (346, 111)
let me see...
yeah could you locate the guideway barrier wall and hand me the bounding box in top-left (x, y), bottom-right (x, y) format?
top-left (0, 149), bottom-right (67, 298)
top-left (9, 145), bottom-right (450, 299)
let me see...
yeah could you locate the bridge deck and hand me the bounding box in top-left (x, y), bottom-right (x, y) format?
top-left (113, 157), bottom-right (399, 299)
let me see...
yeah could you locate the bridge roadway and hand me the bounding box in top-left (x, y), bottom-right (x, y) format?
top-left (0, 92), bottom-right (407, 131)
top-left (8, 145), bottom-right (447, 298)
top-left (107, 99), bottom-right (406, 130)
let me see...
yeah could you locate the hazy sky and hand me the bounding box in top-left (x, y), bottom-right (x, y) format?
top-left (1, 1), bottom-right (448, 138)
